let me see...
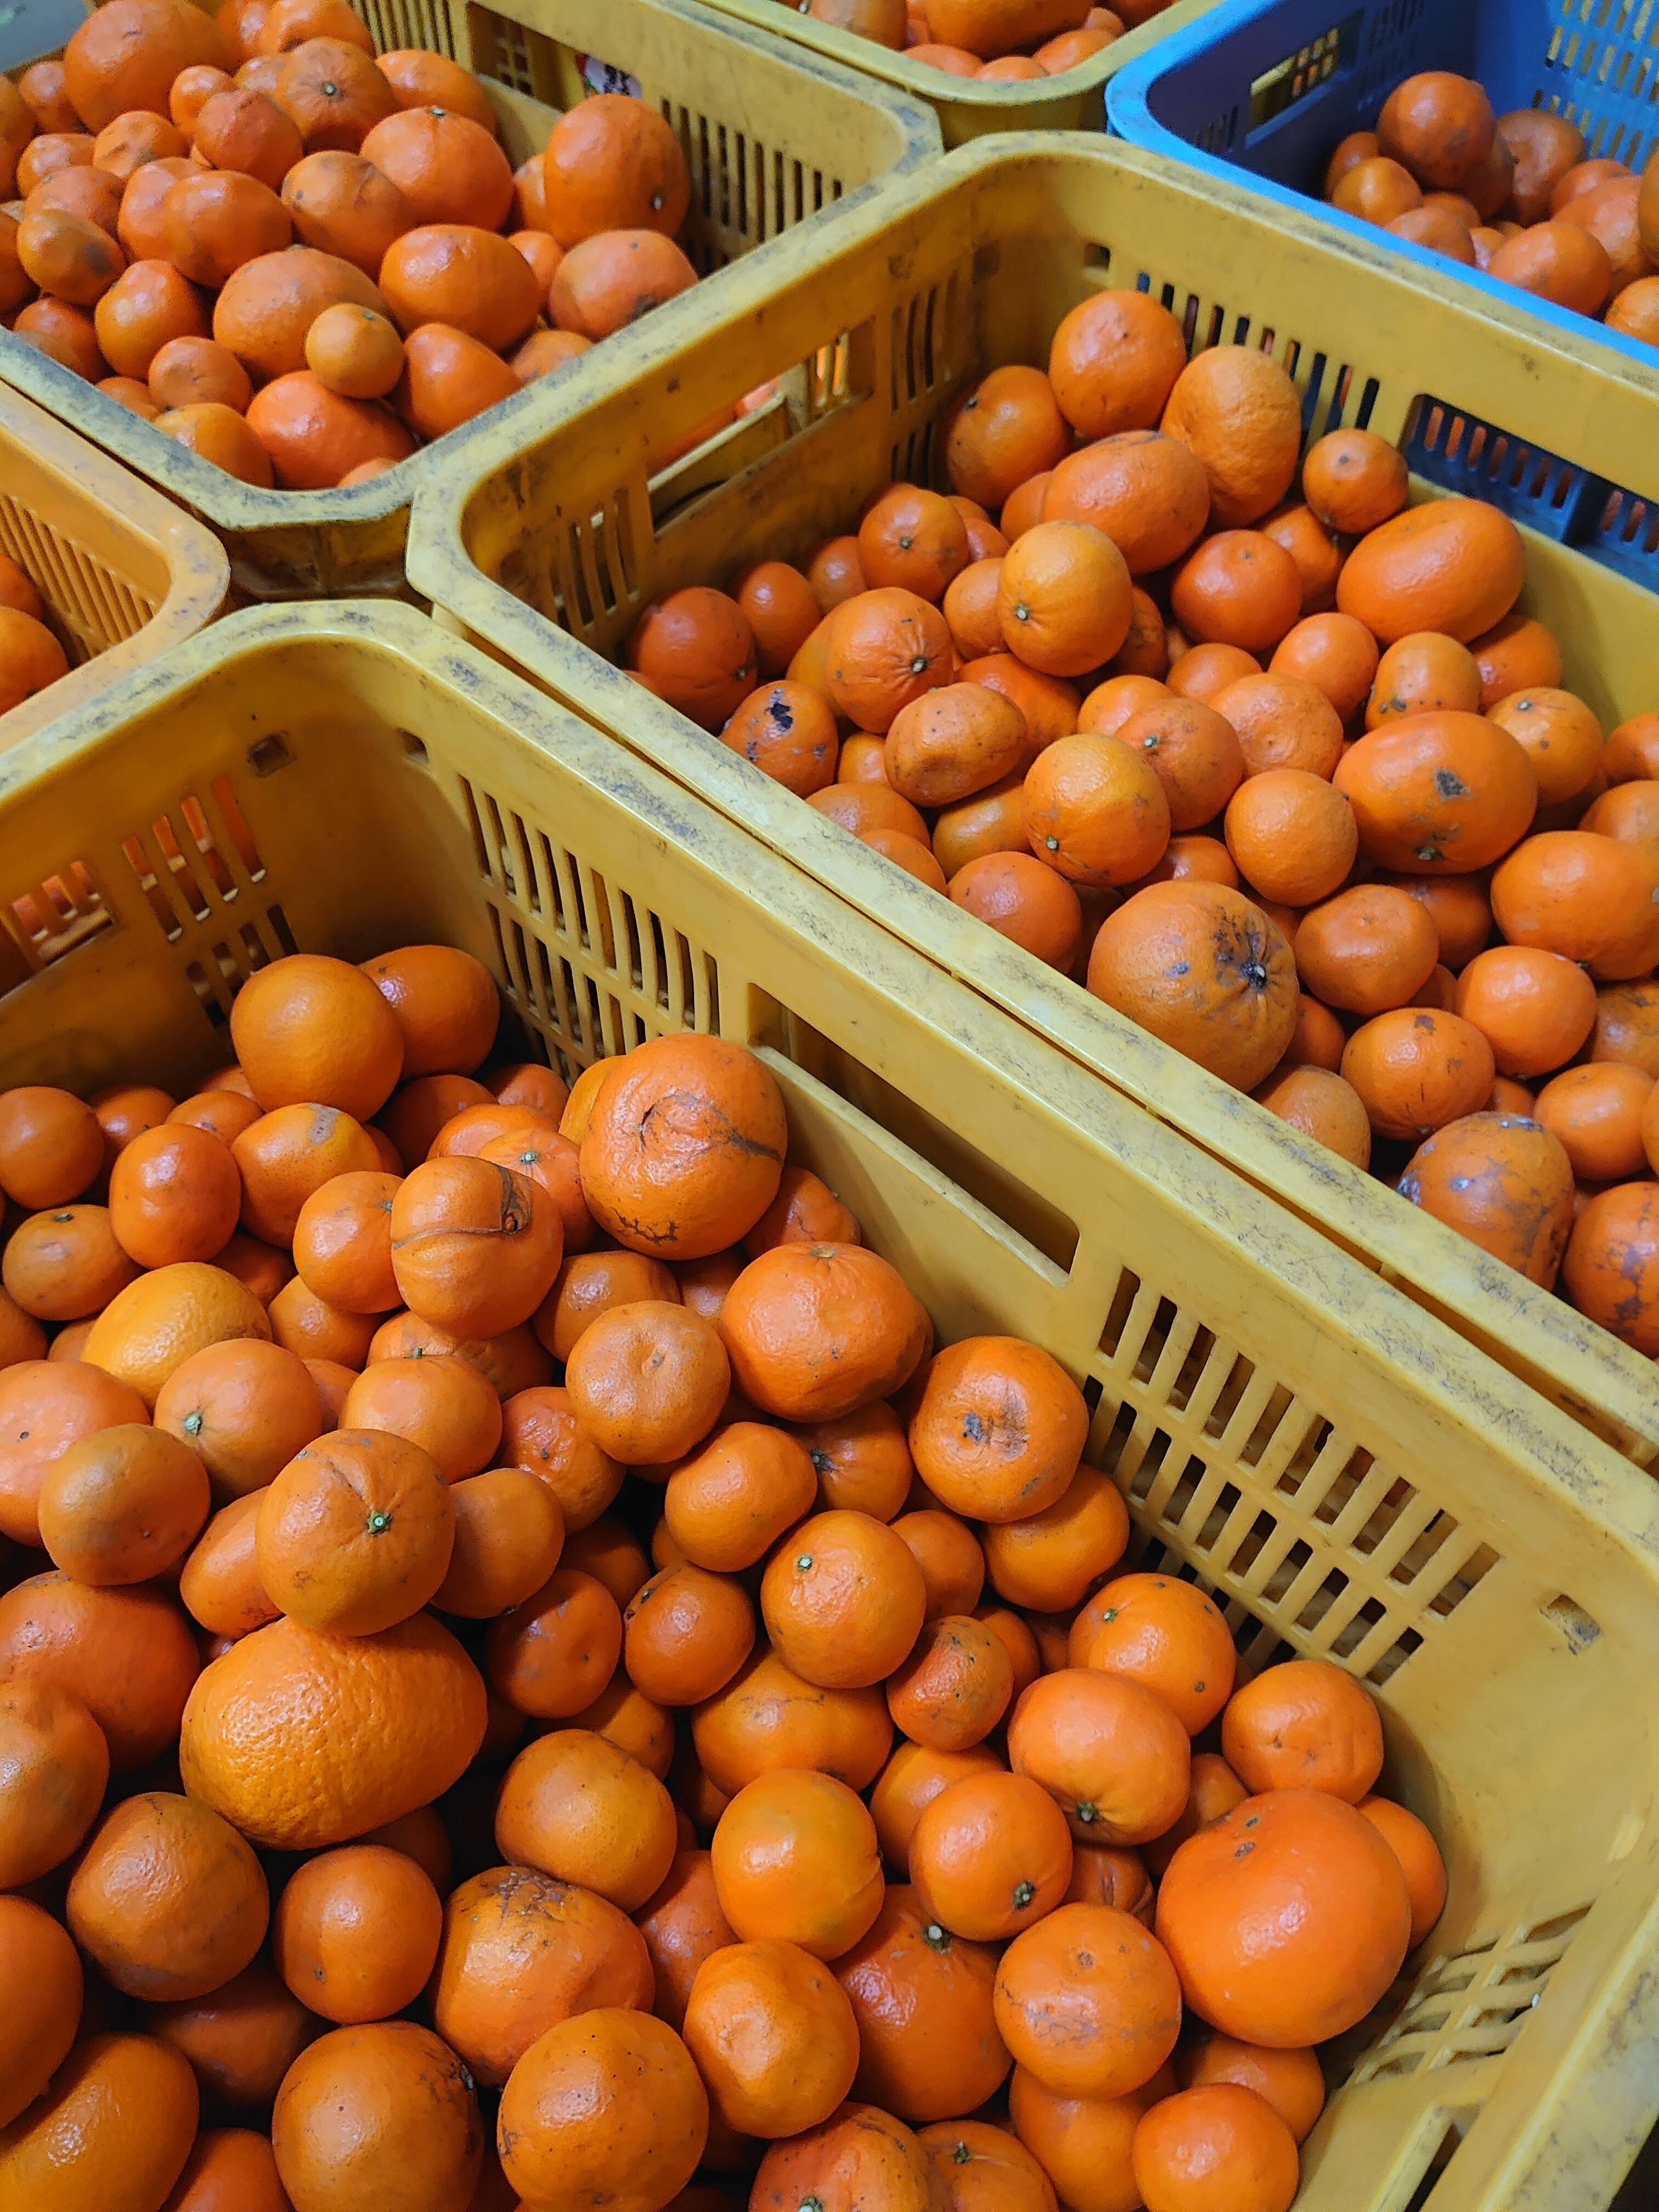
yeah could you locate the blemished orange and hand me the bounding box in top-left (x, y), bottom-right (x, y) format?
top-left (909, 1336), bottom-right (1087, 1523)
top-left (578, 1034), bottom-right (787, 1260)
top-left (840, 1891), bottom-right (1012, 2126)
top-left (994, 1902), bottom-right (1182, 2099)
top-left (431, 1863), bottom-right (652, 2085)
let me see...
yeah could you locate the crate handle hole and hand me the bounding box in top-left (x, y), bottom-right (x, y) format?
top-left (1541, 1593), bottom-right (1601, 1652)
top-left (399, 730), bottom-right (431, 765)
top-left (247, 735), bottom-right (294, 777)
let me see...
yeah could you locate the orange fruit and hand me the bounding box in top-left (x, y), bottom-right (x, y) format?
top-left (1158, 1788), bottom-right (1412, 2047)
top-left (431, 1863), bottom-right (651, 2085)
top-left (682, 1938), bottom-right (860, 2140)
top-left (271, 2021), bottom-right (482, 2211)
top-left (1160, 347), bottom-right (1300, 527)
top-left (0, 1894), bottom-right (83, 2129)
top-left (67, 1788), bottom-right (267, 2001)
top-left (1221, 1658), bottom-right (1383, 1802)
top-left (495, 1725), bottom-right (677, 1910)
top-left (179, 1610), bottom-right (487, 1849)
top-left (37, 1421), bottom-right (210, 1585)
top-left (496, 2008), bottom-right (708, 2212)
top-left (0, 2031), bottom-right (199, 2209)
top-left (909, 1336), bottom-right (1086, 1523)
top-left (994, 1902), bottom-right (1181, 2098)
top-left (712, 1768), bottom-right (885, 1959)
top-left (273, 1841), bottom-right (442, 2023)
top-left (842, 1894), bottom-right (1012, 2126)
top-left (256, 1427), bottom-right (454, 1635)
top-left (1008, 1668), bottom-right (1190, 1846)
top-left (1068, 1572), bottom-right (1236, 1735)
top-left (1132, 2083), bottom-right (1299, 2212)
top-left (1048, 290), bottom-right (1187, 441)
top-left (0, 1678), bottom-right (109, 1890)
top-left (910, 1769), bottom-right (1073, 1943)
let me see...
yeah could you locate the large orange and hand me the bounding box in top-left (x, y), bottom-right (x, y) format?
top-left (1155, 1789), bottom-right (1411, 2045)
top-left (578, 1035), bottom-right (787, 1260)
top-left (82, 1262), bottom-right (272, 1408)
top-left (179, 1611), bottom-right (487, 1848)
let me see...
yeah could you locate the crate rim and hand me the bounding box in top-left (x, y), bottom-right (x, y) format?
top-left (1104, 0), bottom-right (1659, 383)
top-left (0, 0), bottom-right (940, 586)
top-left (685, 0), bottom-right (1218, 126)
top-left (0, 381), bottom-right (229, 748)
top-left (406, 129), bottom-right (1659, 1463)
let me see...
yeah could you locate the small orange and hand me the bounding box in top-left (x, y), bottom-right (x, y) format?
top-left (1221, 1658), bottom-right (1384, 1802)
top-left (495, 1725), bottom-right (677, 1911)
top-left (711, 1767), bottom-right (885, 1959)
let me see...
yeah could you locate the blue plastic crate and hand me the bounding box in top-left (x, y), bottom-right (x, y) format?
top-left (1108, 0), bottom-right (1659, 593)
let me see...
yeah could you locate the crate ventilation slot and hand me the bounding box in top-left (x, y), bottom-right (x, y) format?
top-left (1088, 1265), bottom-right (1497, 1686)
top-left (1541, 0), bottom-right (1659, 168)
top-left (3, 863), bottom-right (111, 978)
top-left (461, 776), bottom-right (720, 1075)
top-left (357, 0), bottom-right (456, 59)
top-left (1350, 1903), bottom-right (1594, 2081)
top-left (1407, 398), bottom-right (1659, 591)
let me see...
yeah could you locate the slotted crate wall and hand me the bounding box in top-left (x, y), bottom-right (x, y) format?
top-left (0, 0), bottom-right (935, 600)
top-left (1108, 0), bottom-right (1659, 575)
top-left (411, 134), bottom-right (1659, 1472)
top-left (0, 383), bottom-right (227, 753)
top-left (4, 600), bottom-right (1656, 2212)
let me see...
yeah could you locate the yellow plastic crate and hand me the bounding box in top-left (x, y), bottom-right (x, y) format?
top-left (689, 0), bottom-right (1219, 145)
top-left (2, 597), bottom-right (1656, 2211)
top-left (0, 0), bottom-right (936, 602)
top-left (0, 382), bottom-right (228, 751)
top-left (409, 132), bottom-right (1659, 1473)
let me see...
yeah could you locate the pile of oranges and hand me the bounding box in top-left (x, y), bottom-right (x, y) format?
top-left (1322, 69), bottom-right (1659, 347)
top-left (803, 0), bottom-right (1150, 83)
top-left (619, 300), bottom-right (1659, 1351)
top-left (0, 943), bottom-right (1444, 2211)
top-left (0, 548), bottom-right (70, 718)
top-left (0, 0), bottom-right (712, 493)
